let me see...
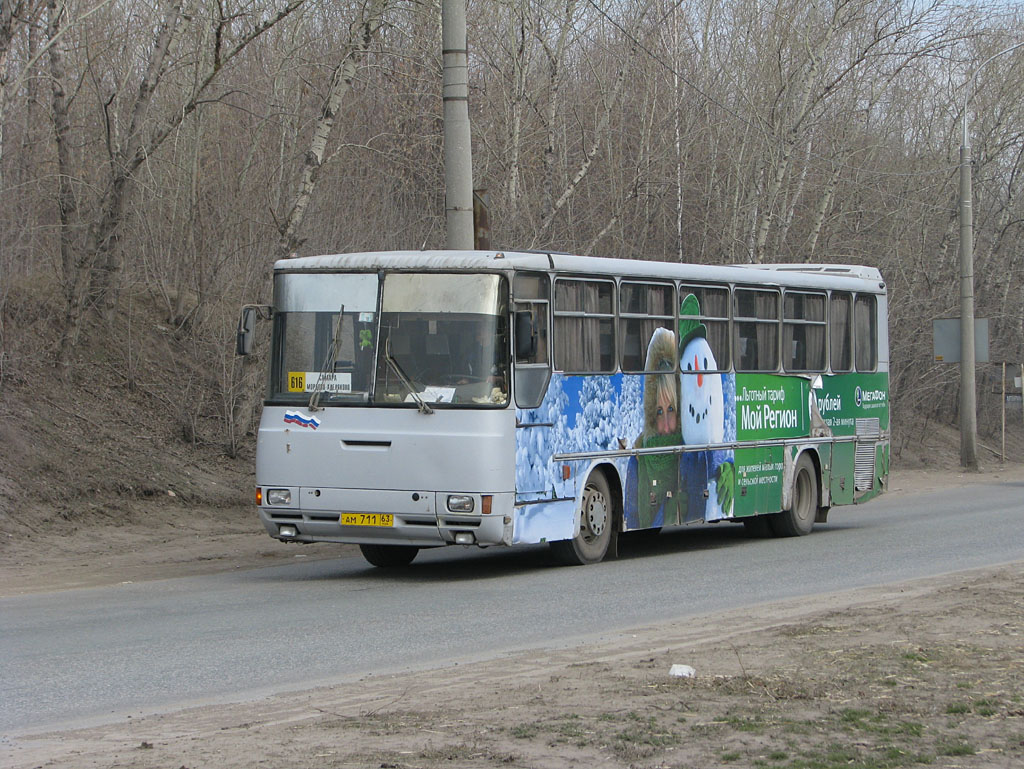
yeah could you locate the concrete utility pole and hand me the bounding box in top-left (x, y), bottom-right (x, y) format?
top-left (958, 41), bottom-right (1024, 470)
top-left (442, 0), bottom-right (475, 250)
top-left (958, 116), bottom-right (978, 470)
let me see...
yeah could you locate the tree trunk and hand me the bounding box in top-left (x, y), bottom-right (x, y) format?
top-left (277, 0), bottom-right (389, 259)
top-left (52, 0), bottom-right (307, 365)
top-left (88, 0), bottom-right (183, 321)
top-left (47, 0), bottom-right (85, 378)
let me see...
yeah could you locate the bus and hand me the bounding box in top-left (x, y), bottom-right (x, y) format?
top-left (237, 250), bottom-right (889, 567)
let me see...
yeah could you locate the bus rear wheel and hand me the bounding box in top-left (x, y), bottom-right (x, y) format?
top-left (359, 544), bottom-right (419, 568)
top-left (550, 472), bottom-right (614, 566)
top-left (771, 453), bottom-right (817, 537)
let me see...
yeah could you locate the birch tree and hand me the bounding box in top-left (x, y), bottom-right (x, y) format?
top-left (46, 0), bottom-right (308, 376)
top-left (276, 0), bottom-right (390, 259)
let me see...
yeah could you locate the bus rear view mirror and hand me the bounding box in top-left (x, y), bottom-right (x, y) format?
top-left (236, 307), bottom-right (256, 356)
top-left (236, 305), bottom-right (270, 355)
top-left (514, 310), bottom-right (536, 360)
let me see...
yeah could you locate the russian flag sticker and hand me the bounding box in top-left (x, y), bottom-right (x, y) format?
top-left (283, 410), bottom-right (321, 430)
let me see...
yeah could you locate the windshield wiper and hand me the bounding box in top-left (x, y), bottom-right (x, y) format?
top-left (384, 336), bottom-right (433, 415)
top-left (309, 305), bottom-right (345, 412)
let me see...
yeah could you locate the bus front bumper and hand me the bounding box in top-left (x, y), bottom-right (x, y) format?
top-left (257, 488), bottom-right (514, 548)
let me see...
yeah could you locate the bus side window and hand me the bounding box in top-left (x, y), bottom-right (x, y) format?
top-left (855, 294), bottom-right (878, 371)
top-left (619, 281), bottom-right (674, 373)
top-left (554, 278), bottom-right (615, 373)
top-left (830, 292), bottom-right (853, 372)
top-left (734, 288), bottom-right (779, 372)
top-left (680, 284), bottom-right (730, 372)
top-left (513, 272), bottom-right (551, 409)
top-left (784, 291), bottom-right (826, 372)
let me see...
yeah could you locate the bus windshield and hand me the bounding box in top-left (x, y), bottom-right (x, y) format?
top-left (269, 272), bottom-right (509, 408)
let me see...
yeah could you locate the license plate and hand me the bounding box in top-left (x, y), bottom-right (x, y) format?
top-left (340, 513), bottom-right (394, 527)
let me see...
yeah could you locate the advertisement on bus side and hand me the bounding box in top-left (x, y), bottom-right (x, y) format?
top-left (513, 297), bottom-right (889, 544)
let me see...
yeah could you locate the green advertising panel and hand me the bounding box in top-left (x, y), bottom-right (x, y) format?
top-left (732, 375), bottom-right (808, 516)
top-left (734, 445), bottom-right (783, 517)
top-left (730, 372), bottom-right (889, 516)
top-left (815, 372), bottom-right (890, 435)
top-left (735, 374), bottom-right (810, 440)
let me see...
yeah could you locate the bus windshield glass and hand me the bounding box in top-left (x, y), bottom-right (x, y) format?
top-left (373, 273), bottom-right (509, 407)
top-left (269, 272), bottom-right (379, 405)
top-left (268, 272), bottom-right (509, 407)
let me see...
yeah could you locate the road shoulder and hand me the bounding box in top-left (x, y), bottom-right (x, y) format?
top-left (5, 562), bottom-right (1022, 768)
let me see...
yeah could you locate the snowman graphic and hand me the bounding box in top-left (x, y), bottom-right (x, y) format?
top-left (678, 294), bottom-right (734, 522)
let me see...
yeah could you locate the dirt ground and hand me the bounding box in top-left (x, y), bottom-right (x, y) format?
top-left (2, 465), bottom-right (1023, 769)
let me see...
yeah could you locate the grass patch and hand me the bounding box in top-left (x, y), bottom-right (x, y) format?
top-left (723, 714), bottom-right (770, 733)
top-left (936, 739), bottom-right (976, 756)
top-left (509, 723), bottom-right (538, 739)
top-left (615, 717), bottom-right (678, 746)
top-left (835, 708), bottom-right (924, 738)
top-left (901, 650), bottom-right (930, 663)
top-left (767, 743), bottom-right (934, 768)
top-left (973, 698), bottom-right (997, 716)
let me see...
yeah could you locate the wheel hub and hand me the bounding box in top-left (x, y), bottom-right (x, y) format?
top-left (585, 491), bottom-right (608, 537)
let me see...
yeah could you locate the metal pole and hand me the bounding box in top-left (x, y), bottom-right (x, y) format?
top-left (959, 135), bottom-right (978, 469)
top-left (1001, 361), bottom-right (1006, 463)
top-left (441, 0), bottom-right (475, 250)
top-left (958, 41), bottom-right (1024, 470)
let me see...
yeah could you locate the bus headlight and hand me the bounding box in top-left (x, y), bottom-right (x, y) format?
top-left (267, 489), bottom-right (292, 506)
top-left (447, 494), bottom-right (474, 513)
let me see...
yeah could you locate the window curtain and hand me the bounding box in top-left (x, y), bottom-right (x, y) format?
top-left (831, 293), bottom-right (852, 371)
top-left (555, 280), bottom-right (613, 372)
top-left (855, 295), bottom-right (877, 371)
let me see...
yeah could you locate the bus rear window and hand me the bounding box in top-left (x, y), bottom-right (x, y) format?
top-left (855, 295), bottom-right (878, 371)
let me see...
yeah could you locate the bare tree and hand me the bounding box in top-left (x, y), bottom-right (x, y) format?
top-left (47, 0), bottom-right (308, 377)
top-left (276, 0), bottom-right (390, 259)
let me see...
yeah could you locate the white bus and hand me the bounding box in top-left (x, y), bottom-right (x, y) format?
top-left (238, 250), bottom-right (889, 567)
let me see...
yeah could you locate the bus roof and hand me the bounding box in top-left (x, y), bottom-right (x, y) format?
top-left (274, 251), bottom-right (886, 293)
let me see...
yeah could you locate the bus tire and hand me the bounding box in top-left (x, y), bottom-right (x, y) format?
top-left (771, 453), bottom-right (817, 537)
top-left (550, 472), bottom-right (613, 566)
top-left (359, 543), bottom-right (419, 568)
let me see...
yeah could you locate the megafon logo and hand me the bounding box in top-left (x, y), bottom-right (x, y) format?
top-left (283, 410), bottom-right (321, 429)
top-left (855, 386), bottom-right (886, 407)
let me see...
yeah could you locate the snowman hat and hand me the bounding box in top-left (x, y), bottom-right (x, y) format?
top-left (678, 293), bottom-right (707, 349)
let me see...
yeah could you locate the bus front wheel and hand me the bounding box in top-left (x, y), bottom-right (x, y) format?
top-left (771, 454), bottom-right (817, 537)
top-left (359, 543), bottom-right (419, 568)
top-left (550, 472), bottom-right (614, 566)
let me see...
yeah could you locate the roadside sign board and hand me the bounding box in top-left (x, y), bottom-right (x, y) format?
top-left (933, 318), bottom-right (989, 363)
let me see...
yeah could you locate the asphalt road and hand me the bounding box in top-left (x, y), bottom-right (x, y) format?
top-left (3, 479), bottom-right (1023, 736)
